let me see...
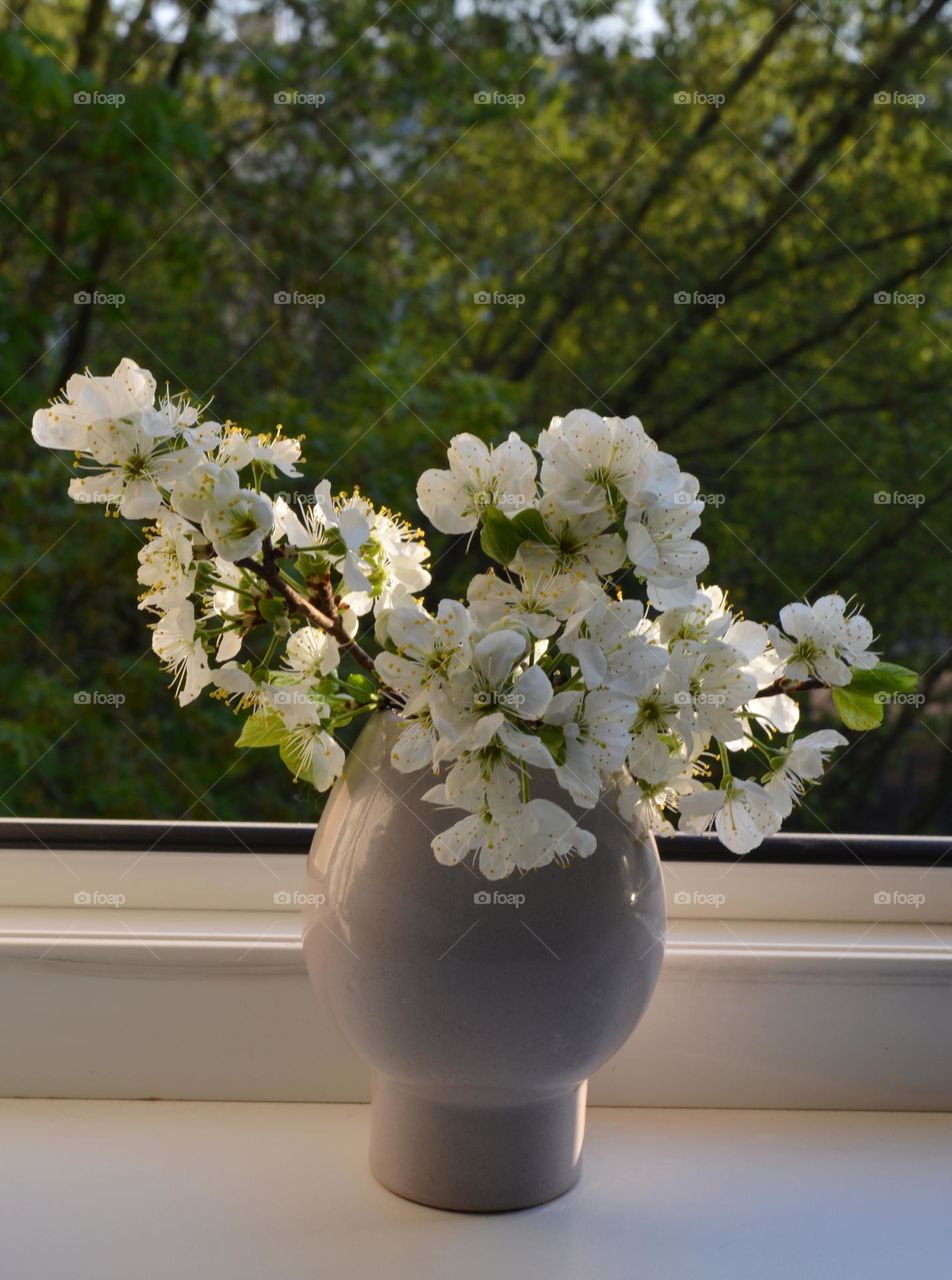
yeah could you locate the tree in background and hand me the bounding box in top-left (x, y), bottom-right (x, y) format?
top-left (1, 0), bottom-right (950, 830)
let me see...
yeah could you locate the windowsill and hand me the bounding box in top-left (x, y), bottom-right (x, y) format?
top-left (2, 905), bottom-right (952, 1109)
top-left (2, 818), bottom-right (951, 1109)
top-left (2, 1100), bottom-right (950, 1278)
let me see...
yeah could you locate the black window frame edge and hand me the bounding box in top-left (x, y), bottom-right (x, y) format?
top-left (0, 819), bottom-right (949, 866)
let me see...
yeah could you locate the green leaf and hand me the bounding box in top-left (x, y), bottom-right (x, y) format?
top-left (831, 662), bottom-right (919, 730)
top-left (479, 505), bottom-right (554, 566)
top-left (832, 686), bottom-right (884, 731)
top-left (537, 722), bottom-right (567, 766)
top-left (841, 662), bottom-right (919, 697)
top-left (279, 733), bottom-right (309, 781)
top-left (235, 712), bottom-right (286, 749)
top-left (341, 672), bottom-right (376, 704)
top-left (259, 596), bottom-right (287, 622)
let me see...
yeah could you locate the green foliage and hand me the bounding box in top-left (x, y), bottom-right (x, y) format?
top-left (1, 0), bottom-right (951, 832)
top-left (832, 663), bottom-right (919, 731)
top-left (480, 505), bottom-right (554, 565)
top-left (235, 712), bottom-right (286, 749)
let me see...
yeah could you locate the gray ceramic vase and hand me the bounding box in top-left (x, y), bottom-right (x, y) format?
top-left (301, 712), bottom-right (666, 1212)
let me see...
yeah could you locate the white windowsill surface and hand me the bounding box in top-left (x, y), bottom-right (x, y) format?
top-left (1, 1100), bottom-right (950, 1279)
top-left (3, 906), bottom-right (952, 1108)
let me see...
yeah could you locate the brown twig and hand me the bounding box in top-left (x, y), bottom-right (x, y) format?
top-left (752, 677), bottom-right (825, 700)
top-left (236, 540), bottom-right (403, 707)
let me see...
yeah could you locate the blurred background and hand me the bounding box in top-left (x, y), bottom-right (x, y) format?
top-left (1, 0), bottom-right (950, 832)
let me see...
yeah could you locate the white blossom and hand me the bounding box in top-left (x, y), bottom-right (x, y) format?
top-left (625, 471), bottom-right (709, 609)
top-left (429, 628), bottom-right (554, 766)
top-left (417, 432), bottom-right (537, 534)
top-left (282, 626), bottom-right (341, 682)
top-left (769, 595), bottom-right (877, 687)
top-left (66, 423), bottom-right (200, 519)
top-left (32, 358), bottom-right (159, 453)
top-left (137, 511), bottom-right (196, 612)
top-left (537, 408), bottom-right (658, 517)
top-left (663, 637), bottom-right (763, 744)
top-left (515, 494), bottom-right (626, 582)
top-left (679, 779), bottom-right (783, 854)
top-left (375, 601), bottom-right (471, 714)
top-left (431, 797), bottom-right (594, 880)
top-left (544, 688), bottom-right (637, 808)
top-left (278, 484), bottom-right (430, 617)
top-left (151, 601), bottom-right (211, 706)
top-left (467, 567), bottom-right (588, 639)
top-left (764, 730), bottom-right (847, 817)
top-left (562, 596), bottom-right (666, 693)
top-left (200, 470), bottom-right (274, 560)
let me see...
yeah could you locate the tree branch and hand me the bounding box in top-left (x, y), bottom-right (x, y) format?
top-left (752, 677), bottom-right (825, 699)
top-left (236, 540), bottom-right (402, 706)
top-left (615, 0), bottom-right (952, 405)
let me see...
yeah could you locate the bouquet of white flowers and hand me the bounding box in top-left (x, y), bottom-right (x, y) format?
top-left (32, 358), bottom-right (917, 878)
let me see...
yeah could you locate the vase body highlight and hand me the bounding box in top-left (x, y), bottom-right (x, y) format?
top-left (301, 712), bottom-right (666, 1211)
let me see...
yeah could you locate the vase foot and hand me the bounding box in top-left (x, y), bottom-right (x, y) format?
top-left (368, 1076), bottom-right (586, 1212)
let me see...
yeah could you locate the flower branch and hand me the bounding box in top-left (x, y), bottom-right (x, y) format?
top-left (31, 360), bottom-right (918, 878)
